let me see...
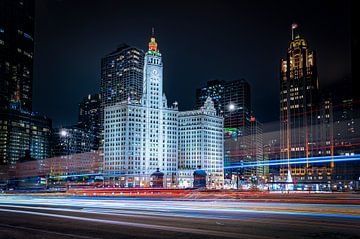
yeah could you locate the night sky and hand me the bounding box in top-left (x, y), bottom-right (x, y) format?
top-left (33, 0), bottom-right (351, 127)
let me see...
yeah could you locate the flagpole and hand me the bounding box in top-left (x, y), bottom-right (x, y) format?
top-left (291, 23), bottom-right (298, 40)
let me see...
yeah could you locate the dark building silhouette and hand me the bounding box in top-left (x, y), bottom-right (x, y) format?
top-left (0, 109), bottom-right (52, 165)
top-left (78, 93), bottom-right (101, 150)
top-left (0, 0), bottom-right (52, 165)
top-left (52, 126), bottom-right (96, 157)
top-left (351, 0), bottom-right (359, 101)
top-left (0, 0), bottom-right (34, 112)
top-left (196, 79), bottom-right (251, 130)
top-left (279, 26), bottom-right (333, 187)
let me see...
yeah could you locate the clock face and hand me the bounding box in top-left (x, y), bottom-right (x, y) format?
top-left (152, 69), bottom-right (158, 76)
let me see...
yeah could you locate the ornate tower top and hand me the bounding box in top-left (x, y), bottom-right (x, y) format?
top-left (148, 27), bottom-right (158, 52)
top-left (289, 35), bottom-right (307, 50)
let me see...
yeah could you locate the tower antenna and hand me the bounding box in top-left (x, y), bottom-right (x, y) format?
top-left (291, 23), bottom-right (298, 40)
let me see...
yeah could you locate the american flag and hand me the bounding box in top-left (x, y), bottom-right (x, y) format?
top-left (292, 23), bottom-right (298, 29)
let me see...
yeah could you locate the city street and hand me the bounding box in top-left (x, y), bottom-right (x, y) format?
top-left (0, 196), bottom-right (359, 239)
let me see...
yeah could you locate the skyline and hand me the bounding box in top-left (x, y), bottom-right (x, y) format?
top-left (33, 0), bottom-right (352, 126)
top-left (1, 2), bottom-right (360, 238)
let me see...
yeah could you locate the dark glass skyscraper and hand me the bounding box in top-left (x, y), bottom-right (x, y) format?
top-left (78, 93), bottom-right (101, 150)
top-left (197, 79), bottom-right (260, 183)
top-left (0, 0), bottom-right (52, 165)
top-left (0, 0), bottom-right (34, 112)
top-left (101, 44), bottom-right (144, 107)
top-left (52, 126), bottom-right (96, 157)
top-left (196, 79), bottom-right (251, 131)
top-left (0, 109), bottom-right (52, 165)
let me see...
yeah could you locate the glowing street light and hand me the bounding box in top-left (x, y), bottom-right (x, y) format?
top-left (60, 129), bottom-right (68, 137)
top-left (228, 103), bottom-right (235, 111)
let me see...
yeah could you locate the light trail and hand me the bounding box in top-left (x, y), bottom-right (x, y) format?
top-left (225, 154), bottom-right (360, 169)
top-left (1, 196), bottom-right (359, 239)
top-left (43, 154), bottom-right (360, 179)
top-left (0, 207), bottom-right (258, 238)
top-left (1, 197), bottom-right (360, 220)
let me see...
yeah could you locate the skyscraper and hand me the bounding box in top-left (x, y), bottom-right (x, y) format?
top-left (101, 44), bottom-right (144, 107)
top-left (196, 79), bottom-right (251, 130)
top-left (250, 117), bottom-right (265, 178)
top-left (279, 26), bottom-right (333, 187)
top-left (196, 80), bottom-right (224, 115)
top-left (197, 79), bottom-right (260, 185)
top-left (100, 44), bottom-right (145, 147)
top-left (0, 109), bottom-right (52, 165)
top-left (0, 0), bottom-right (52, 165)
top-left (0, 0), bottom-right (34, 112)
top-left (104, 33), bottom-right (179, 188)
top-left (78, 93), bottom-right (101, 150)
top-left (52, 126), bottom-right (96, 157)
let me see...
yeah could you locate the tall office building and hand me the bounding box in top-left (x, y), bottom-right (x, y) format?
top-left (351, 0), bottom-right (359, 101)
top-left (78, 93), bottom-right (101, 150)
top-left (52, 126), bottom-right (96, 156)
top-left (100, 44), bottom-right (145, 147)
top-left (197, 79), bottom-right (260, 183)
top-left (101, 44), bottom-right (144, 107)
top-left (279, 26), bottom-right (333, 186)
top-left (0, 109), bottom-right (52, 165)
top-left (332, 97), bottom-right (360, 189)
top-left (104, 33), bottom-right (179, 188)
top-left (178, 97), bottom-right (224, 189)
top-left (0, 0), bottom-right (52, 166)
top-left (196, 80), bottom-right (224, 114)
top-left (196, 79), bottom-right (251, 130)
top-left (0, 0), bottom-right (34, 112)
top-left (250, 117), bottom-right (266, 178)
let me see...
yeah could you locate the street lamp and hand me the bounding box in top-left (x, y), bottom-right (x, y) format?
top-left (60, 129), bottom-right (68, 137)
top-left (228, 103), bottom-right (235, 111)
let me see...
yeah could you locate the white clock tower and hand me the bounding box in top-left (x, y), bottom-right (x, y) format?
top-left (142, 32), bottom-right (163, 109)
top-left (104, 31), bottom-right (179, 188)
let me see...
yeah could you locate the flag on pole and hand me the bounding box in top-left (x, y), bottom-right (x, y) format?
top-left (291, 23), bottom-right (298, 29)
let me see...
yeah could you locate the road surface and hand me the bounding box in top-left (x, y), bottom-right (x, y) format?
top-left (0, 196), bottom-right (359, 239)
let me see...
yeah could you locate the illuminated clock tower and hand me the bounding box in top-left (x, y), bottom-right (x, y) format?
top-left (142, 32), bottom-right (164, 109)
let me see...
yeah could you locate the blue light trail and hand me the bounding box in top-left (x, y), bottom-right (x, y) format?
top-left (225, 154), bottom-right (360, 169)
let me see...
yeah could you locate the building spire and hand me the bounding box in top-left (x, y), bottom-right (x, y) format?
top-left (148, 27), bottom-right (158, 52)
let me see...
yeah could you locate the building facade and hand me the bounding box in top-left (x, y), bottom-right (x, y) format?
top-left (196, 79), bottom-right (251, 130)
top-left (0, 0), bottom-right (34, 112)
top-left (0, 109), bottom-right (52, 165)
top-left (100, 44), bottom-right (145, 147)
top-left (0, 0), bottom-right (52, 166)
top-left (250, 117), bottom-right (266, 179)
top-left (178, 97), bottom-right (224, 189)
top-left (104, 34), bottom-right (178, 188)
top-left (279, 28), bottom-right (333, 187)
top-left (52, 126), bottom-right (96, 156)
top-left (78, 93), bottom-right (101, 150)
top-left (101, 44), bottom-right (144, 108)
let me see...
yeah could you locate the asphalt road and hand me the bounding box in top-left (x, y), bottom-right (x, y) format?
top-left (0, 196), bottom-right (359, 239)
